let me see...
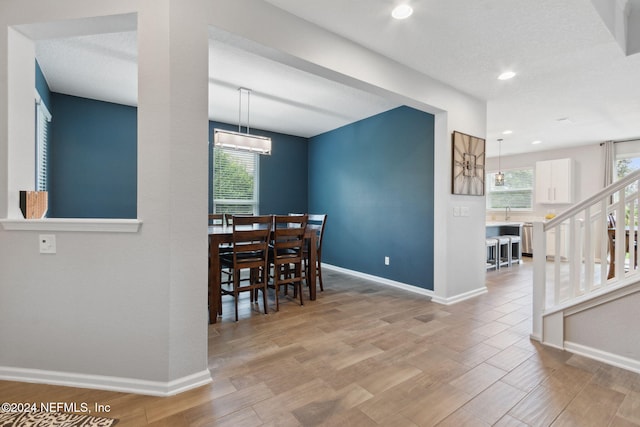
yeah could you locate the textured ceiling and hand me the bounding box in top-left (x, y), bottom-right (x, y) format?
top-left (34, 0), bottom-right (640, 156)
top-left (264, 0), bottom-right (640, 156)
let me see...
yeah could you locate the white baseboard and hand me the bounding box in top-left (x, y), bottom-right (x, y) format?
top-left (0, 366), bottom-right (212, 396)
top-left (564, 341), bottom-right (640, 375)
top-left (322, 263), bottom-right (487, 305)
top-left (439, 286), bottom-right (488, 305)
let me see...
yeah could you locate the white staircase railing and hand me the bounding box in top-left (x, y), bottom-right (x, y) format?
top-left (532, 169), bottom-right (640, 343)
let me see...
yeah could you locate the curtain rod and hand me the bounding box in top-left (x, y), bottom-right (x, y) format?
top-left (600, 138), bottom-right (640, 146)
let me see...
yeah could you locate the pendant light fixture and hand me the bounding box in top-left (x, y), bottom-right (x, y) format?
top-left (214, 87), bottom-right (272, 155)
top-left (495, 138), bottom-right (505, 186)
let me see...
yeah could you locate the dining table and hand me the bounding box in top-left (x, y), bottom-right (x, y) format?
top-left (208, 224), bottom-right (318, 324)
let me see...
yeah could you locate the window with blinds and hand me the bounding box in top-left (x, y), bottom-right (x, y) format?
top-left (35, 92), bottom-right (52, 192)
top-left (213, 146), bottom-right (259, 214)
top-left (486, 167), bottom-right (534, 210)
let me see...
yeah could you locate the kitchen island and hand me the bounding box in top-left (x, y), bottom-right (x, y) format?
top-left (486, 221), bottom-right (524, 239)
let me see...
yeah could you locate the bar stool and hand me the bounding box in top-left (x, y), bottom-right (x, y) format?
top-left (504, 234), bottom-right (522, 265)
top-left (485, 237), bottom-right (499, 270)
top-left (489, 236), bottom-right (511, 268)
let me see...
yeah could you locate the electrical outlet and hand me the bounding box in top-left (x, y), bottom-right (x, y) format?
top-left (384, 256), bottom-right (390, 265)
top-left (39, 234), bottom-right (56, 254)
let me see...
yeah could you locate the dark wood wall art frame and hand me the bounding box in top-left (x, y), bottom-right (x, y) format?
top-left (451, 131), bottom-right (486, 196)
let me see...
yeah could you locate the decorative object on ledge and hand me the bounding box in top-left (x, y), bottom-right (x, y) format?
top-left (452, 131), bottom-right (486, 196)
top-left (214, 87), bottom-right (272, 155)
top-left (19, 190), bottom-right (48, 219)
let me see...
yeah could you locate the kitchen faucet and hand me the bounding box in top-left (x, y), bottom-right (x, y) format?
top-left (505, 206), bottom-right (511, 221)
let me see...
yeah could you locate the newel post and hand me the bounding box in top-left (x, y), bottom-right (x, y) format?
top-left (531, 221), bottom-right (546, 342)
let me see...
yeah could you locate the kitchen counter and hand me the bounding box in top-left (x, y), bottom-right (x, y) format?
top-left (486, 222), bottom-right (523, 238)
top-left (486, 221), bottom-right (524, 227)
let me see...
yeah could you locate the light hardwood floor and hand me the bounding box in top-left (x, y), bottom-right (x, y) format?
top-left (2, 259), bottom-right (639, 426)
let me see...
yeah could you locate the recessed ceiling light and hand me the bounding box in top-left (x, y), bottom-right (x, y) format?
top-left (498, 71), bottom-right (516, 80)
top-left (502, 130), bottom-right (513, 135)
top-left (392, 4), bottom-right (413, 19)
top-left (532, 140), bottom-right (542, 145)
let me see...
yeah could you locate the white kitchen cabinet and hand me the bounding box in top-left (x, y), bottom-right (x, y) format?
top-left (535, 158), bottom-right (573, 204)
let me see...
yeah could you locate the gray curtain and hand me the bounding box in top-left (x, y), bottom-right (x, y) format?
top-left (603, 140), bottom-right (614, 188)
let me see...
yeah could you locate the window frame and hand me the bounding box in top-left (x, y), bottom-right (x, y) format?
top-left (35, 90), bottom-right (51, 192)
top-left (211, 146), bottom-right (260, 215)
top-left (485, 166), bottom-right (534, 212)
top-left (614, 153), bottom-right (640, 181)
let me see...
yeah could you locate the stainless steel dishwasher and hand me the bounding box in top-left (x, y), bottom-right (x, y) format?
top-left (522, 222), bottom-right (533, 256)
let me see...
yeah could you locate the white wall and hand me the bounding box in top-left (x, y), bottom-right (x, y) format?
top-left (0, 0), bottom-right (488, 395)
top-left (0, 0), bottom-right (210, 395)
top-left (565, 291), bottom-right (640, 365)
top-left (486, 143), bottom-right (603, 220)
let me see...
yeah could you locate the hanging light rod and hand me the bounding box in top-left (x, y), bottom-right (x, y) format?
top-left (214, 87), bottom-right (272, 155)
top-left (495, 138), bottom-right (505, 186)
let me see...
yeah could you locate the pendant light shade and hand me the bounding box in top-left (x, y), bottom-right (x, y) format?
top-left (214, 88), bottom-right (272, 155)
top-left (214, 129), bottom-right (271, 154)
top-left (495, 138), bottom-right (505, 186)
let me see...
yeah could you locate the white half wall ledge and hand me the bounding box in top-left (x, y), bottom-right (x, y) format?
top-left (0, 366), bottom-right (212, 397)
top-left (0, 218), bottom-right (142, 232)
top-left (322, 263), bottom-right (487, 305)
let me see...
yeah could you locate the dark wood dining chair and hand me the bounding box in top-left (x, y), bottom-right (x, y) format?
top-left (305, 214), bottom-right (327, 291)
top-left (208, 213), bottom-right (224, 225)
top-left (209, 213), bottom-right (232, 296)
top-left (269, 214), bottom-right (308, 311)
top-left (220, 215), bottom-right (272, 321)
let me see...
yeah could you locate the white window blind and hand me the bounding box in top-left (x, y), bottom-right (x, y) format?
top-left (35, 91), bottom-right (52, 192)
top-left (486, 168), bottom-right (534, 210)
top-left (213, 146), bottom-right (259, 214)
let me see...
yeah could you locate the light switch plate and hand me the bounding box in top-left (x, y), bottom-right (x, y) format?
top-left (39, 234), bottom-right (56, 254)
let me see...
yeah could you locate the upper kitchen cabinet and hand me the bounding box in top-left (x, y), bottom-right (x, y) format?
top-left (535, 158), bottom-right (574, 204)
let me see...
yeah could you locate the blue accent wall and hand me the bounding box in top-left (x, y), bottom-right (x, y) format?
top-left (308, 106), bottom-right (435, 290)
top-left (47, 96), bottom-right (307, 219)
top-left (208, 122), bottom-right (308, 215)
top-left (49, 93), bottom-right (137, 218)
